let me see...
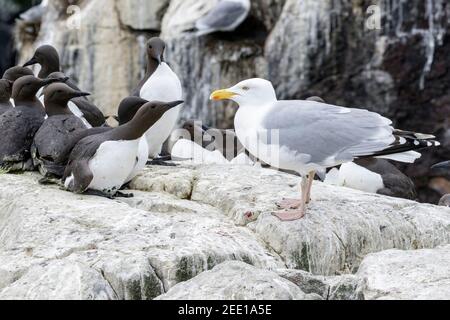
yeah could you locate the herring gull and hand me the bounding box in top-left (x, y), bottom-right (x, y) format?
top-left (210, 78), bottom-right (440, 221)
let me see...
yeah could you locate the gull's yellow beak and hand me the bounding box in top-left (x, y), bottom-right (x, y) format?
top-left (210, 89), bottom-right (237, 101)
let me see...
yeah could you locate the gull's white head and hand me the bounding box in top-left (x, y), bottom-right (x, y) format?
top-left (210, 78), bottom-right (277, 106)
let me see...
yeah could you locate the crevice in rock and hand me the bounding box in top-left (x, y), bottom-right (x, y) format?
top-left (98, 268), bottom-right (120, 300)
top-left (147, 259), bottom-right (166, 295)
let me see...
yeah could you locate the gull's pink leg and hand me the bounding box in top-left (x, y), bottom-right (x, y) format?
top-left (305, 171), bottom-right (316, 204)
top-left (273, 175), bottom-right (308, 221)
top-left (277, 171), bottom-right (316, 208)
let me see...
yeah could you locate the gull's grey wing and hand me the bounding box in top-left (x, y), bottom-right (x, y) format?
top-left (260, 101), bottom-right (395, 166)
top-left (196, 0), bottom-right (250, 32)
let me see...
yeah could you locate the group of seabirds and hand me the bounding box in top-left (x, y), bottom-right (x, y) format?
top-left (1, 0), bottom-right (447, 220)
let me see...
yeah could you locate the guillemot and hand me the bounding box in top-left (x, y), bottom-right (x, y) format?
top-left (2, 66), bottom-right (35, 107)
top-left (132, 37), bottom-right (183, 162)
top-left (32, 82), bottom-right (92, 180)
top-left (0, 75), bottom-right (66, 172)
top-left (23, 45), bottom-right (106, 127)
top-left (63, 100), bottom-right (183, 198)
top-left (431, 161), bottom-right (450, 206)
top-left (2, 66), bottom-right (35, 82)
top-left (169, 120), bottom-right (254, 164)
top-left (116, 96), bottom-right (151, 184)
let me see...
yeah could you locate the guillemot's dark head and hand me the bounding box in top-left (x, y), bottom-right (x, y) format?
top-left (12, 75), bottom-right (68, 101)
top-left (23, 45), bottom-right (60, 76)
top-left (0, 79), bottom-right (13, 103)
top-left (2, 66), bottom-right (34, 82)
top-left (139, 100), bottom-right (183, 124)
top-left (129, 100), bottom-right (184, 136)
top-left (114, 100), bottom-right (183, 141)
top-left (117, 96), bottom-right (149, 125)
top-left (146, 37), bottom-right (166, 65)
top-left (43, 82), bottom-right (90, 116)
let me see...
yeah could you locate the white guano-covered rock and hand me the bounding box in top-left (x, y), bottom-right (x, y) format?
top-left (133, 164), bottom-right (450, 275)
top-left (0, 171), bottom-right (282, 300)
top-left (0, 260), bottom-right (116, 300)
top-left (357, 245), bottom-right (450, 300)
top-left (1, 163), bottom-right (450, 299)
top-left (156, 261), bottom-right (318, 300)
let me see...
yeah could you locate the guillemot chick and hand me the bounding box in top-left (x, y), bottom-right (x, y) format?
top-left (63, 100), bottom-right (184, 198)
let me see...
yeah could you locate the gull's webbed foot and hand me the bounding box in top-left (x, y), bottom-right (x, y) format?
top-left (273, 208), bottom-right (306, 221)
top-left (276, 198), bottom-right (302, 210)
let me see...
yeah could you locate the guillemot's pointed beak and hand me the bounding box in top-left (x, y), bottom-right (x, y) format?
top-left (73, 91), bottom-right (91, 98)
top-left (210, 89), bottom-right (237, 101)
top-left (23, 57), bottom-right (38, 67)
top-left (167, 100), bottom-right (184, 109)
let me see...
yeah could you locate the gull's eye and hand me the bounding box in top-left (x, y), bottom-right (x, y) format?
top-left (148, 45), bottom-right (153, 49)
top-left (241, 86), bottom-right (250, 91)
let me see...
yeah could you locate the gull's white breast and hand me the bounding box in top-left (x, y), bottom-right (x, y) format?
top-left (235, 104), bottom-right (326, 174)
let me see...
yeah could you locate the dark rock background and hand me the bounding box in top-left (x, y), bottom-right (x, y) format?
top-left (0, 0), bottom-right (38, 75)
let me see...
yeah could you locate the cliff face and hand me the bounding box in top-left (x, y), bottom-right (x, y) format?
top-left (13, 0), bottom-right (450, 202)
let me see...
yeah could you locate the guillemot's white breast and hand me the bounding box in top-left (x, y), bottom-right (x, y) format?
top-left (87, 139), bottom-right (141, 195)
top-left (125, 137), bottom-right (149, 183)
top-left (140, 62), bottom-right (183, 158)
